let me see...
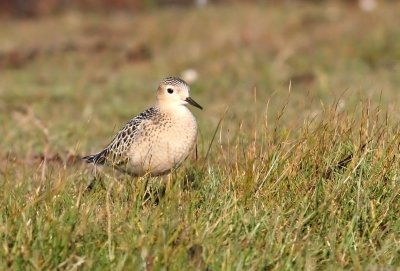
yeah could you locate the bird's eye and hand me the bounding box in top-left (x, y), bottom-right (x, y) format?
top-left (167, 88), bottom-right (174, 94)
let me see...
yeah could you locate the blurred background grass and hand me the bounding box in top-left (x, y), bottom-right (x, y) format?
top-left (1, 0), bottom-right (400, 270)
top-left (0, 0), bottom-right (382, 17)
top-left (1, 0), bottom-right (399, 156)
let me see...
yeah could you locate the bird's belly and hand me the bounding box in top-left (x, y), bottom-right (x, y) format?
top-left (127, 120), bottom-right (197, 176)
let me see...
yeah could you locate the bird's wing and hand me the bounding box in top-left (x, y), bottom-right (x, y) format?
top-left (83, 107), bottom-right (159, 167)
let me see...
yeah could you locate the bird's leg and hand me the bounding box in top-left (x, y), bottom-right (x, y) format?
top-left (85, 165), bottom-right (106, 192)
top-left (166, 172), bottom-right (172, 193)
top-left (144, 174), bottom-right (152, 195)
top-left (141, 174), bottom-right (152, 205)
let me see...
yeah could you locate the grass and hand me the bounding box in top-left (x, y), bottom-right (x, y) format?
top-left (1, 2), bottom-right (400, 270)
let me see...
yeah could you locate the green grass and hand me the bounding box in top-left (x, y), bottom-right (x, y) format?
top-left (1, 2), bottom-right (400, 270)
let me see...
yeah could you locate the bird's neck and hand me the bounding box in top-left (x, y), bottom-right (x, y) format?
top-left (157, 103), bottom-right (192, 118)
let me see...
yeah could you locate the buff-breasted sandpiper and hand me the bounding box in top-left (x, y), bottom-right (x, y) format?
top-left (82, 77), bottom-right (202, 176)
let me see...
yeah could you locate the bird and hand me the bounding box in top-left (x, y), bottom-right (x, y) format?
top-left (82, 77), bottom-right (202, 177)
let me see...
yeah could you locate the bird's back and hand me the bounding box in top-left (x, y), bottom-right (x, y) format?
top-left (82, 107), bottom-right (159, 169)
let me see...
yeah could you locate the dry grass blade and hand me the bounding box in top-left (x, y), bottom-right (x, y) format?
top-left (203, 106), bottom-right (229, 165)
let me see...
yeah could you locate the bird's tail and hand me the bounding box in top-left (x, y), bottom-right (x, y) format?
top-left (82, 149), bottom-right (109, 165)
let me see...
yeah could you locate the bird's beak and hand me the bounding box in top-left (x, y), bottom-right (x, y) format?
top-left (185, 97), bottom-right (203, 110)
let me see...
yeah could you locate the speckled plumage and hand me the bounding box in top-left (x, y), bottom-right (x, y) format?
top-left (82, 77), bottom-right (202, 176)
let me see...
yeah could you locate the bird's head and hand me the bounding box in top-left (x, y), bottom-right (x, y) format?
top-left (157, 77), bottom-right (202, 110)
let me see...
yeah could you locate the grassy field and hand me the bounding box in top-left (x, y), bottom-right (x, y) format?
top-left (1, 2), bottom-right (400, 270)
